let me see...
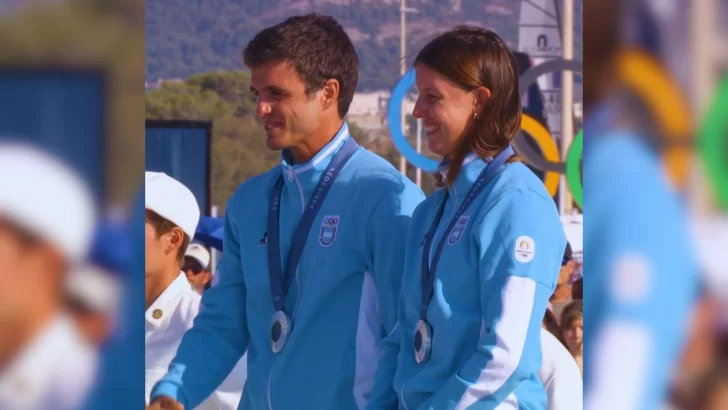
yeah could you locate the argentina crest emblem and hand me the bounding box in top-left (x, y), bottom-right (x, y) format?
top-left (447, 216), bottom-right (469, 245)
top-left (319, 215), bottom-right (340, 247)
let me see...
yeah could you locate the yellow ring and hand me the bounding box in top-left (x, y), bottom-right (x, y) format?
top-left (520, 113), bottom-right (561, 197)
top-left (617, 48), bottom-right (692, 188)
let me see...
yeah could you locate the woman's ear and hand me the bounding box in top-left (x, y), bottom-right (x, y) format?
top-left (473, 86), bottom-right (492, 115)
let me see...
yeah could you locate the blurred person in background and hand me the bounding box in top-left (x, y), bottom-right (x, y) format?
top-left (145, 171), bottom-right (244, 409)
top-left (571, 277), bottom-right (583, 300)
top-left (65, 220), bottom-right (127, 347)
top-left (692, 363), bottom-right (728, 410)
top-left (149, 13), bottom-right (423, 410)
top-left (543, 305), bottom-right (564, 344)
top-left (183, 242), bottom-right (213, 294)
top-left (582, 0), bottom-right (700, 408)
top-left (539, 307), bottom-right (583, 410)
top-left (560, 301), bottom-right (583, 375)
top-left (551, 242), bottom-right (575, 322)
top-left (0, 142), bottom-right (98, 410)
top-left (380, 27), bottom-right (565, 410)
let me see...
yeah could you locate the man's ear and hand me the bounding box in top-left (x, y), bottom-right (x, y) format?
top-left (167, 227), bottom-right (185, 255)
top-left (321, 78), bottom-right (341, 113)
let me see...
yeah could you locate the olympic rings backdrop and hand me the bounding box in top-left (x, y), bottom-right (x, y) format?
top-left (388, 50), bottom-right (728, 211)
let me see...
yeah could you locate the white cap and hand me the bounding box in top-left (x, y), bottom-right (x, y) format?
top-left (145, 172), bottom-right (200, 239)
top-left (65, 264), bottom-right (122, 314)
top-left (0, 142), bottom-right (97, 262)
top-left (185, 243), bottom-right (210, 269)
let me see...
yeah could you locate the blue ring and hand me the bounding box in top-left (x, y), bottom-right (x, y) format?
top-left (387, 68), bottom-right (439, 172)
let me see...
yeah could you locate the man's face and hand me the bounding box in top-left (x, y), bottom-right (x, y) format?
top-left (250, 60), bottom-right (324, 152)
top-left (183, 256), bottom-right (211, 294)
top-left (145, 215), bottom-right (167, 278)
top-left (0, 218), bottom-right (57, 323)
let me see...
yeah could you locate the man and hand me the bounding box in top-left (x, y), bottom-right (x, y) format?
top-left (0, 142), bottom-right (98, 410)
top-left (550, 242), bottom-right (575, 322)
top-left (183, 243), bottom-right (213, 294)
top-left (148, 13), bottom-right (424, 410)
top-left (144, 171), bottom-right (244, 409)
top-left (582, 1), bottom-right (699, 409)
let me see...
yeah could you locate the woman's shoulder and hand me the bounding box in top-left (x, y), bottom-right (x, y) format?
top-left (478, 162), bottom-right (559, 220)
top-left (493, 162), bottom-right (553, 202)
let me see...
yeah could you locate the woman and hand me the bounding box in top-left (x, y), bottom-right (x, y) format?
top-left (368, 27), bottom-right (566, 410)
top-left (560, 301), bottom-right (584, 375)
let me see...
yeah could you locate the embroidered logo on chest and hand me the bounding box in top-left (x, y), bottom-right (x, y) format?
top-left (447, 216), bottom-right (470, 245)
top-left (319, 215), bottom-right (340, 247)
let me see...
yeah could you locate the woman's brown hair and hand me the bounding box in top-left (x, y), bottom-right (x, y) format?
top-left (415, 26), bottom-right (522, 186)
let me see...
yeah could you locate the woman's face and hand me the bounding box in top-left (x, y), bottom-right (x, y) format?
top-left (563, 318), bottom-right (583, 353)
top-left (412, 63), bottom-right (478, 157)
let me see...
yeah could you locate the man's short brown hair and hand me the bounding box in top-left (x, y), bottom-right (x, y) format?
top-left (145, 209), bottom-right (190, 266)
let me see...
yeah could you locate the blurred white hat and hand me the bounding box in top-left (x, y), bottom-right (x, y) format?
top-left (65, 264), bottom-right (121, 314)
top-left (145, 172), bottom-right (199, 239)
top-left (0, 142), bottom-right (96, 262)
top-left (185, 243), bottom-right (210, 269)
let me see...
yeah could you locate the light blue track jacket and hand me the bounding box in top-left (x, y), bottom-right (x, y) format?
top-left (150, 123), bottom-right (425, 410)
top-left (369, 153), bottom-right (565, 410)
top-left (582, 105), bottom-right (699, 410)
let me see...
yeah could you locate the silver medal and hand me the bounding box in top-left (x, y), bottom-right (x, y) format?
top-left (270, 310), bottom-right (291, 353)
top-left (413, 319), bottom-right (432, 363)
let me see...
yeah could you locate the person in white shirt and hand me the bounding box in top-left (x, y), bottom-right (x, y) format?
top-left (0, 142), bottom-right (98, 410)
top-left (183, 242), bottom-right (249, 393)
top-left (145, 171), bottom-right (244, 409)
top-left (539, 309), bottom-right (583, 410)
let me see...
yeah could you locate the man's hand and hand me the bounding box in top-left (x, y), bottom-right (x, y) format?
top-left (147, 396), bottom-right (184, 410)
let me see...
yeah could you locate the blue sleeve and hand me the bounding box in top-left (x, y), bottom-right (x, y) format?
top-left (149, 195), bottom-right (250, 408)
top-left (366, 185), bottom-right (424, 410)
top-left (421, 190), bottom-right (564, 410)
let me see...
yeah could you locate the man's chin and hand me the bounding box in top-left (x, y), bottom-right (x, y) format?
top-left (265, 135), bottom-right (287, 151)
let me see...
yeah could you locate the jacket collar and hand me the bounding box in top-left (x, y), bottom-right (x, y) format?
top-left (279, 122), bottom-right (351, 193)
top-left (145, 272), bottom-right (192, 329)
top-left (438, 152), bottom-right (493, 204)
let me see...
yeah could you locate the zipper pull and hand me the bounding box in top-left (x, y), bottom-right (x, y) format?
top-left (288, 167), bottom-right (294, 181)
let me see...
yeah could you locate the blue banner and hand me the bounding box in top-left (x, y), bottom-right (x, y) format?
top-left (0, 68), bottom-right (106, 200)
top-left (145, 121), bottom-right (211, 215)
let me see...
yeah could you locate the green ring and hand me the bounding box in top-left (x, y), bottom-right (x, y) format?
top-left (566, 129), bottom-right (584, 209)
top-left (698, 76), bottom-right (728, 211)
